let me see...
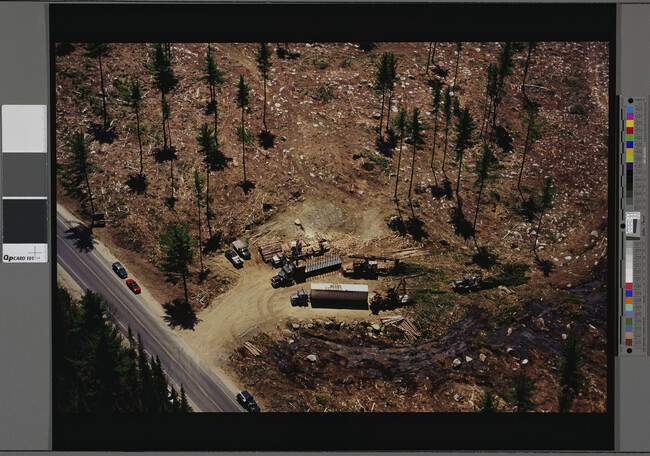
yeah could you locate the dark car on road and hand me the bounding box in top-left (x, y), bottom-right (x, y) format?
top-left (112, 261), bottom-right (127, 278)
top-left (225, 249), bottom-right (244, 268)
top-left (236, 390), bottom-right (260, 412)
top-left (126, 278), bottom-right (141, 294)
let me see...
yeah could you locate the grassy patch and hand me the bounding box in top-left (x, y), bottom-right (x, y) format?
top-left (484, 263), bottom-right (530, 288)
top-left (489, 301), bottom-right (520, 328)
top-left (313, 84), bottom-right (335, 104)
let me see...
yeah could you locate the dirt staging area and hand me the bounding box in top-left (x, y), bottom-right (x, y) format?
top-left (55, 40), bottom-right (609, 412)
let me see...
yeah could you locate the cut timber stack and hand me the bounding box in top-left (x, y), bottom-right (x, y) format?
top-left (258, 240), bottom-right (283, 262)
top-left (380, 316), bottom-right (420, 341)
top-left (243, 341), bottom-right (262, 357)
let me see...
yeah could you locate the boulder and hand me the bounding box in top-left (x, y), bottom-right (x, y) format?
top-left (307, 354), bottom-right (317, 362)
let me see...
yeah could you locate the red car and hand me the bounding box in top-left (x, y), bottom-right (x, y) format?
top-left (126, 279), bottom-right (141, 294)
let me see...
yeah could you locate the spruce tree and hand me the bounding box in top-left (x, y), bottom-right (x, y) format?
top-left (59, 131), bottom-right (96, 216)
top-left (193, 169), bottom-right (205, 276)
top-left (476, 390), bottom-right (500, 412)
top-left (235, 75), bottom-right (251, 184)
top-left (441, 86), bottom-right (453, 178)
top-left (451, 107), bottom-right (476, 205)
top-left (558, 332), bottom-right (588, 412)
top-left (407, 107), bottom-right (426, 202)
top-left (521, 41), bottom-right (538, 95)
top-left (507, 371), bottom-right (539, 412)
top-left (533, 177), bottom-right (554, 261)
top-left (391, 106), bottom-right (408, 200)
top-left (517, 103), bottom-right (544, 198)
top-left (119, 80), bottom-right (144, 175)
top-left (196, 123), bottom-right (217, 237)
top-left (452, 42), bottom-right (462, 90)
top-left (472, 144), bottom-right (497, 252)
top-left (159, 223), bottom-right (195, 305)
top-left (200, 45), bottom-right (227, 149)
top-left (429, 79), bottom-right (443, 186)
top-left (255, 43), bottom-right (273, 131)
top-left (82, 43), bottom-right (113, 128)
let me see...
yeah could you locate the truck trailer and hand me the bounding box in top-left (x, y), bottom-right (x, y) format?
top-left (309, 282), bottom-right (369, 309)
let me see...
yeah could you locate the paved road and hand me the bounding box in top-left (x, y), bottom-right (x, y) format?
top-left (56, 209), bottom-right (242, 413)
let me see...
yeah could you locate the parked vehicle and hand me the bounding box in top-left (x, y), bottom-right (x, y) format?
top-left (126, 278), bottom-right (141, 294)
top-left (451, 275), bottom-right (482, 293)
top-left (232, 239), bottom-right (251, 260)
top-left (225, 249), bottom-right (244, 268)
top-left (290, 288), bottom-right (309, 306)
top-left (271, 252), bottom-right (285, 267)
top-left (236, 390), bottom-right (261, 412)
top-left (112, 261), bottom-right (127, 279)
top-left (271, 265), bottom-right (294, 287)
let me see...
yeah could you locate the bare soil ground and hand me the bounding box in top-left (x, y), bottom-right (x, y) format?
top-left (55, 41), bottom-right (609, 412)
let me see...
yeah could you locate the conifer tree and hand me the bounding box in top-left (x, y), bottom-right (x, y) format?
top-left (521, 41), bottom-right (538, 95)
top-left (451, 107), bottom-right (476, 205)
top-left (472, 144), bottom-right (497, 252)
top-left (517, 103), bottom-right (544, 198)
top-left (392, 107), bottom-right (408, 200)
top-left (60, 131), bottom-right (96, 216)
top-left (373, 52), bottom-right (398, 138)
top-left (441, 86), bottom-right (453, 177)
top-left (82, 43), bottom-right (113, 128)
top-left (193, 169), bottom-right (204, 276)
top-left (196, 123), bottom-right (217, 237)
top-left (200, 45), bottom-right (227, 149)
top-left (452, 42), bottom-right (463, 90)
top-left (429, 79), bottom-right (443, 185)
top-left (533, 177), bottom-right (554, 261)
top-left (119, 80), bottom-right (144, 175)
top-left (507, 371), bottom-right (539, 413)
top-left (491, 42), bottom-right (515, 127)
top-left (235, 75), bottom-right (251, 184)
top-left (255, 43), bottom-right (273, 131)
top-left (558, 332), bottom-right (588, 412)
top-left (159, 223), bottom-right (194, 305)
top-left (476, 390), bottom-right (500, 412)
top-left (407, 107), bottom-right (426, 202)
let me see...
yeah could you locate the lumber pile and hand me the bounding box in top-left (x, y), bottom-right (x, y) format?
top-left (243, 341), bottom-right (262, 357)
top-left (258, 240), bottom-right (283, 262)
top-left (380, 316), bottom-right (420, 341)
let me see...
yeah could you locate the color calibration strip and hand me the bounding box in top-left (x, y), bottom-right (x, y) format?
top-left (1, 105), bottom-right (48, 263)
top-left (620, 97), bottom-right (647, 356)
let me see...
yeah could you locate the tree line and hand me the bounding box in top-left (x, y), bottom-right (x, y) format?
top-left (54, 286), bottom-right (192, 413)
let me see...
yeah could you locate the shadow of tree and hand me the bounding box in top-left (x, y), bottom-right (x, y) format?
top-left (55, 42), bottom-right (75, 57)
top-left (450, 206), bottom-right (475, 240)
top-left (154, 146), bottom-right (177, 163)
top-left (258, 130), bottom-right (275, 149)
top-left (204, 232), bottom-right (222, 253)
top-left (276, 46), bottom-right (301, 60)
top-left (88, 123), bottom-right (117, 144)
top-left (433, 67), bottom-right (449, 78)
top-left (238, 180), bottom-right (256, 195)
top-left (65, 224), bottom-right (96, 252)
top-left (536, 258), bottom-right (555, 277)
top-left (443, 178), bottom-right (453, 199)
top-left (165, 196), bottom-right (177, 209)
top-left (204, 100), bottom-right (216, 115)
top-left (492, 125), bottom-right (513, 154)
top-left (472, 246), bottom-right (498, 270)
top-left (356, 42), bottom-right (377, 52)
top-left (406, 215), bottom-right (428, 242)
top-left (162, 298), bottom-right (199, 330)
top-left (514, 195), bottom-right (539, 223)
top-left (375, 131), bottom-right (397, 157)
top-left (125, 173), bottom-right (148, 194)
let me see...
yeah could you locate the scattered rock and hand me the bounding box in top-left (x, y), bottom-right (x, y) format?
top-left (522, 359), bottom-right (529, 365)
top-left (454, 393), bottom-right (461, 402)
top-left (289, 339), bottom-right (294, 344)
top-left (371, 323), bottom-right (381, 331)
top-left (590, 230), bottom-right (598, 237)
top-left (465, 356), bottom-right (473, 363)
top-left (307, 354), bottom-right (318, 362)
top-left (292, 323), bottom-right (300, 330)
top-left (533, 317), bottom-right (547, 331)
top-left (561, 333), bottom-right (567, 340)
top-left (295, 218), bottom-right (302, 225)
top-left (479, 353), bottom-right (487, 362)
top-left (506, 347), bottom-right (513, 353)
top-left (498, 285), bottom-right (513, 294)
top-left (507, 327), bottom-right (512, 336)
top-left (452, 358), bottom-right (462, 368)
top-left (281, 135), bottom-right (287, 141)
top-left (324, 320), bottom-right (335, 329)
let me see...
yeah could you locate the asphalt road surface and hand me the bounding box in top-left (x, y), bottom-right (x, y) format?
top-left (56, 209), bottom-right (242, 413)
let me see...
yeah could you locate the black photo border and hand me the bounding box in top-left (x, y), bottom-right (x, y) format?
top-left (50, 2), bottom-right (616, 451)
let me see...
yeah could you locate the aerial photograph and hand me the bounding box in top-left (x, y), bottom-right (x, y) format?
top-left (54, 41), bottom-right (609, 414)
